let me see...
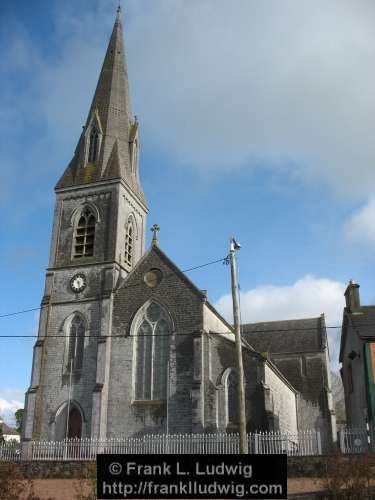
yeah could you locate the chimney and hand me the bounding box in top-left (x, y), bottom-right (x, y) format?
top-left (344, 280), bottom-right (360, 310)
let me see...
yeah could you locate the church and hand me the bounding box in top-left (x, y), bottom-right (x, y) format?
top-left (23, 9), bottom-right (336, 451)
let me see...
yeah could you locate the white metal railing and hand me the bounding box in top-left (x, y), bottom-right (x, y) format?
top-left (252, 430), bottom-right (321, 456)
top-left (339, 426), bottom-right (374, 454)
top-left (0, 442), bottom-right (21, 461)
top-left (29, 430), bottom-right (322, 461)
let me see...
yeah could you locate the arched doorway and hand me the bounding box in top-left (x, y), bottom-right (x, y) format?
top-left (68, 407), bottom-right (82, 438)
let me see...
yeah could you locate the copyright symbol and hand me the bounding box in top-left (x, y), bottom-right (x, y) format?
top-left (109, 462), bottom-right (122, 475)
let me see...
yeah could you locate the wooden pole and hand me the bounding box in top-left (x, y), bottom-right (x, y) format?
top-left (229, 238), bottom-right (248, 453)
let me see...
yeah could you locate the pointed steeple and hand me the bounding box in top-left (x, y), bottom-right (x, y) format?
top-left (56, 9), bottom-right (146, 204)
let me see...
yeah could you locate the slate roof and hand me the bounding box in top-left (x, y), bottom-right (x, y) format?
top-left (339, 306), bottom-right (375, 362)
top-left (350, 306), bottom-right (375, 339)
top-left (0, 421), bottom-right (18, 436)
top-left (242, 317), bottom-right (325, 354)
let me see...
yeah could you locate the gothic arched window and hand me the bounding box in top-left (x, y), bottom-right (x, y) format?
top-left (67, 315), bottom-right (85, 371)
top-left (88, 126), bottom-right (99, 163)
top-left (225, 369), bottom-right (239, 426)
top-left (133, 302), bottom-right (171, 401)
top-left (74, 207), bottom-right (96, 258)
top-left (124, 220), bottom-right (134, 266)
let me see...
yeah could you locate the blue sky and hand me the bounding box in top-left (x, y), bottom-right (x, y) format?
top-left (1, 0), bottom-right (375, 423)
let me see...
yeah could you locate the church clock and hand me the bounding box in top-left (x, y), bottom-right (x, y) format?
top-left (70, 273), bottom-right (87, 293)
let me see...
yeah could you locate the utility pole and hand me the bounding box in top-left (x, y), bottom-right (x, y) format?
top-left (229, 237), bottom-right (248, 454)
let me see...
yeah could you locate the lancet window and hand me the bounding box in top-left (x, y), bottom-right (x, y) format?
top-left (225, 369), bottom-right (239, 425)
top-left (88, 126), bottom-right (99, 163)
top-left (124, 220), bottom-right (134, 266)
top-left (133, 302), bottom-right (171, 401)
top-left (67, 315), bottom-right (85, 371)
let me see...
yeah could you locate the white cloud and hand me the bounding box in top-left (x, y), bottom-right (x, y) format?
top-left (4, 0), bottom-right (375, 199)
top-left (214, 275), bottom-right (346, 367)
top-left (0, 390), bottom-right (24, 426)
top-left (345, 197), bottom-right (375, 244)
top-left (126, 0), bottom-right (375, 197)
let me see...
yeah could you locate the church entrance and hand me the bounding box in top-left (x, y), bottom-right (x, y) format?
top-left (67, 407), bottom-right (82, 438)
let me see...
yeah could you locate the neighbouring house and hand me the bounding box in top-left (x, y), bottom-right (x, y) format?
top-left (340, 281), bottom-right (375, 433)
top-left (0, 417), bottom-right (20, 443)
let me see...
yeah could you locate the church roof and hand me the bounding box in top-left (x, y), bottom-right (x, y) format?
top-left (242, 316), bottom-right (326, 354)
top-left (56, 9), bottom-right (146, 205)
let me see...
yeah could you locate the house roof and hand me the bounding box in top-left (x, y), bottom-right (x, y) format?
top-left (242, 316), bottom-right (325, 354)
top-left (351, 307), bottom-right (375, 339)
top-left (0, 422), bottom-right (18, 435)
top-left (339, 306), bottom-right (375, 362)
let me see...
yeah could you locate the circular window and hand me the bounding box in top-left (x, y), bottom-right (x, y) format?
top-left (143, 268), bottom-right (163, 288)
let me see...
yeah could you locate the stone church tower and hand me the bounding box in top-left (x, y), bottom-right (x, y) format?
top-left (23, 9), bottom-right (148, 442)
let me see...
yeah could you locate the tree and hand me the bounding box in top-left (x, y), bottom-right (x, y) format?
top-left (0, 420), bottom-right (4, 444)
top-left (14, 409), bottom-right (24, 435)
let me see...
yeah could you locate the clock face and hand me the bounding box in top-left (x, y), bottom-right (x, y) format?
top-left (70, 273), bottom-right (87, 293)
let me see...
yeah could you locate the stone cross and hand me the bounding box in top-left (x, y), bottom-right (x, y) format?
top-left (151, 224), bottom-right (160, 246)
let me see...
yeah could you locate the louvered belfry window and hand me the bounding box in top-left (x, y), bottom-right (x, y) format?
top-left (133, 302), bottom-right (171, 401)
top-left (88, 126), bottom-right (99, 163)
top-left (124, 222), bottom-right (133, 266)
top-left (74, 207), bottom-right (96, 258)
top-left (67, 315), bottom-right (85, 371)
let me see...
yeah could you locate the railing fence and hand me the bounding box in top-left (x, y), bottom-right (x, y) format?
top-left (339, 426), bottom-right (374, 454)
top-left (3, 427), bottom-right (375, 461)
top-left (0, 441), bottom-right (21, 461)
top-left (28, 430), bottom-right (321, 461)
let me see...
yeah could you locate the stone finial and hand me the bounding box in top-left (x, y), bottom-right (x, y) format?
top-left (151, 224), bottom-right (160, 246)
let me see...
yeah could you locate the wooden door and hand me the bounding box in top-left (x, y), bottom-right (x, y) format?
top-left (68, 407), bottom-right (82, 438)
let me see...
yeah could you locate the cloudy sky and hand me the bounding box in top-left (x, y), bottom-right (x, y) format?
top-left (1, 0), bottom-right (375, 423)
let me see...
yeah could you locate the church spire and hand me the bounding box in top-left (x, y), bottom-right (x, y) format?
top-left (56, 9), bottom-right (145, 204)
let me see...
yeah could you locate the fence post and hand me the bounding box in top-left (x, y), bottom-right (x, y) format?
top-left (254, 433), bottom-right (259, 454)
top-left (21, 439), bottom-right (32, 461)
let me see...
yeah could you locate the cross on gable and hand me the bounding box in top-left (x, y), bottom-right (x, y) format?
top-left (151, 224), bottom-right (160, 246)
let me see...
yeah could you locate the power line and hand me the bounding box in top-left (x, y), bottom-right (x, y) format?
top-left (0, 255), bottom-right (356, 336)
top-left (0, 306), bottom-right (44, 318)
top-left (0, 324), bottom-right (347, 340)
top-left (0, 256), bottom-right (227, 319)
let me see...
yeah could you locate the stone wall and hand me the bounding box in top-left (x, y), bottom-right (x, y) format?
top-left (264, 363), bottom-right (298, 434)
top-left (109, 246), bottom-right (204, 436)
